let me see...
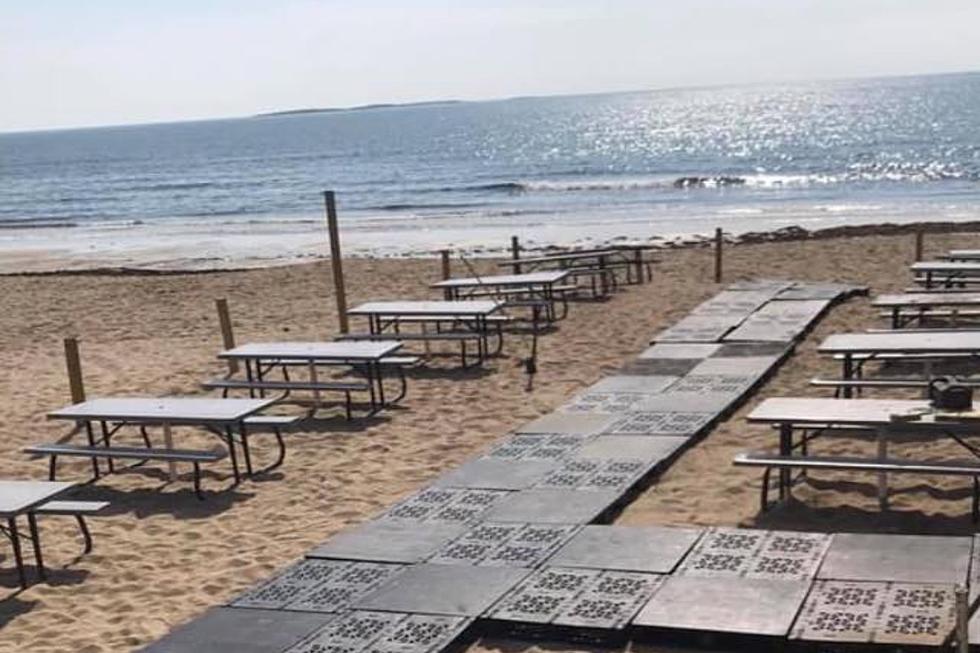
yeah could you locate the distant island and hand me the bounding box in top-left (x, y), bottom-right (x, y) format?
top-left (256, 100), bottom-right (464, 118)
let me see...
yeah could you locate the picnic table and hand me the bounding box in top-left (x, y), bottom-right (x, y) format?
top-left (745, 397), bottom-right (980, 512)
top-left (0, 479), bottom-right (75, 587)
top-left (818, 331), bottom-right (980, 397)
top-left (911, 261), bottom-right (980, 288)
top-left (498, 245), bottom-right (656, 292)
top-left (345, 301), bottom-right (504, 367)
top-left (873, 292), bottom-right (980, 328)
top-left (431, 270), bottom-right (571, 321)
top-left (47, 397), bottom-right (275, 487)
top-left (216, 341), bottom-right (402, 414)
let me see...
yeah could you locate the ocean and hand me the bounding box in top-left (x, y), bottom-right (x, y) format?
top-left (1, 72), bottom-right (979, 269)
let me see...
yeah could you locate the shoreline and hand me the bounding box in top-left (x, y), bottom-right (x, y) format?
top-left (4, 218), bottom-right (979, 277)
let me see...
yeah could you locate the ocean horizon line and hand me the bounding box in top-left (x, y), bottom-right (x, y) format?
top-left (3, 68), bottom-right (978, 136)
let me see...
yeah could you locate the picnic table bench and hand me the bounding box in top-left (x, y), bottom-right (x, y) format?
top-left (742, 397), bottom-right (980, 516)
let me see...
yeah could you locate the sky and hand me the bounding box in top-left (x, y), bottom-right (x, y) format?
top-left (1, 0), bottom-right (979, 133)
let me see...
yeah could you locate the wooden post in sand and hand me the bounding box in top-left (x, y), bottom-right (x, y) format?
top-left (324, 191), bottom-right (350, 334)
top-left (914, 230), bottom-right (924, 262)
top-left (511, 235), bottom-right (522, 274)
top-left (215, 298), bottom-right (239, 374)
top-left (440, 249), bottom-right (451, 280)
top-left (713, 227), bottom-right (723, 283)
top-left (64, 337), bottom-right (86, 404)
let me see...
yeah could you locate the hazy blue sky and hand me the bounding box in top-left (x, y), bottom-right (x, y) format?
top-left (2, 0), bottom-right (979, 132)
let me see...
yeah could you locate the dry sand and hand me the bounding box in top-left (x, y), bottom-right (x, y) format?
top-left (1, 230), bottom-right (979, 652)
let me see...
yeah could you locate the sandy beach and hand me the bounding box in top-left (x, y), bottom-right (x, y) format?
top-left (1, 229), bottom-right (979, 652)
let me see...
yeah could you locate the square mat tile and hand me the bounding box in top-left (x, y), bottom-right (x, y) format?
top-left (517, 412), bottom-right (615, 435)
top-left (638, 343), bottom-right (722, 359)
top-left (355, 564), bottom-right (530, 616)
top-left (433, 458), bottom-right (558, 490)
top-left (285, 610), bottom-right (473, 653)
top-left (817, 533), bottom-right (971, 585)
top-left (483, 488), bottom-right (621, 524)
top-left (586, 375), bottom-right (679, 394)
top-left (142, 607), bottom-right (335, 653)
top-left (793, 580), bottom-right (956, 647)
top-left (634, 575), bottom-right (810, 637)
top-left (603, 411), bottom-right (715, 437)
top-left (547, 525), bottom-right (703, 573)
top-left (573, 435), bottom-right (687, 463)
top-left (307, 520), bottom-right (468, 564)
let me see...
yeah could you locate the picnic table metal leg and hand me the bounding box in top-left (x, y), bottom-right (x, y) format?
top-left (877, 428), bottom-right (889, 510)
top-left (308, 362), bottom-right (322, 409)
top-left (83, 421), bottom-right (100, 479)
top-left (842, 354), bottom-right (854, 399)
top-left (99, 421), bottom-right (115, 474)
top-left (376, 362), bottom-right (386, 406)
top-left (892, 307), bottom-right (899, 329)
top-left (242, 423), bottom-right (255, 476)
top-left (162, 422), bottom-right (178, 482)
top-left (244, 360), bottom-right (256, 399)
top-left (633, 249), bottom-right (644, 283)
top-left (26, 512), bottom-right (45, 582)
top-left (778, 423), bottom-right (792, 500)
top-left (7, 516), bottom-right (27, 589)
top-left (224, 425), bottom-right (241, 485)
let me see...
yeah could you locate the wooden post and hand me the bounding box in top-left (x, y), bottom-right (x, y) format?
top-left (440, 249), bottom-right (451, 280)
top-left (215, 298), bottom-right (239, 374)
top-left (714, 228), bottom-right (723, 283)
top-left (324, 190), bottom-right (349, 334)
top-left (63, 337), bottom-right (86, 403)
top-left (511, 235), bottom-right (522, 274)
top-left (914, 230), bottom-right (924, 262)
top-left (955, 585), bottom-right (969, 653)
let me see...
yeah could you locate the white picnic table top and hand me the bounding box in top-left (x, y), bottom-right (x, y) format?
top-left (347, 300), bottom-right (504, 317)
top-left (748, 397), bottom-right (980, 431)
top-left (0, 480), bottom-right (76, 517)
top-left (499, 248), bottom-right (623, 266)
top-left (748, 397), bottom-right (929, 426)
top-left (819, 331), bottom-right (980, 354)
top-left (219, 341), bottom-right (401, 361)
top-left (911, 261), bottom-right (980, 273)
top-left (48, 397), bottom-right (275, 425)
top-left (431, 270), bottom-right (569, 288)
top-left (873, 293), bottom-right (980, 308)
